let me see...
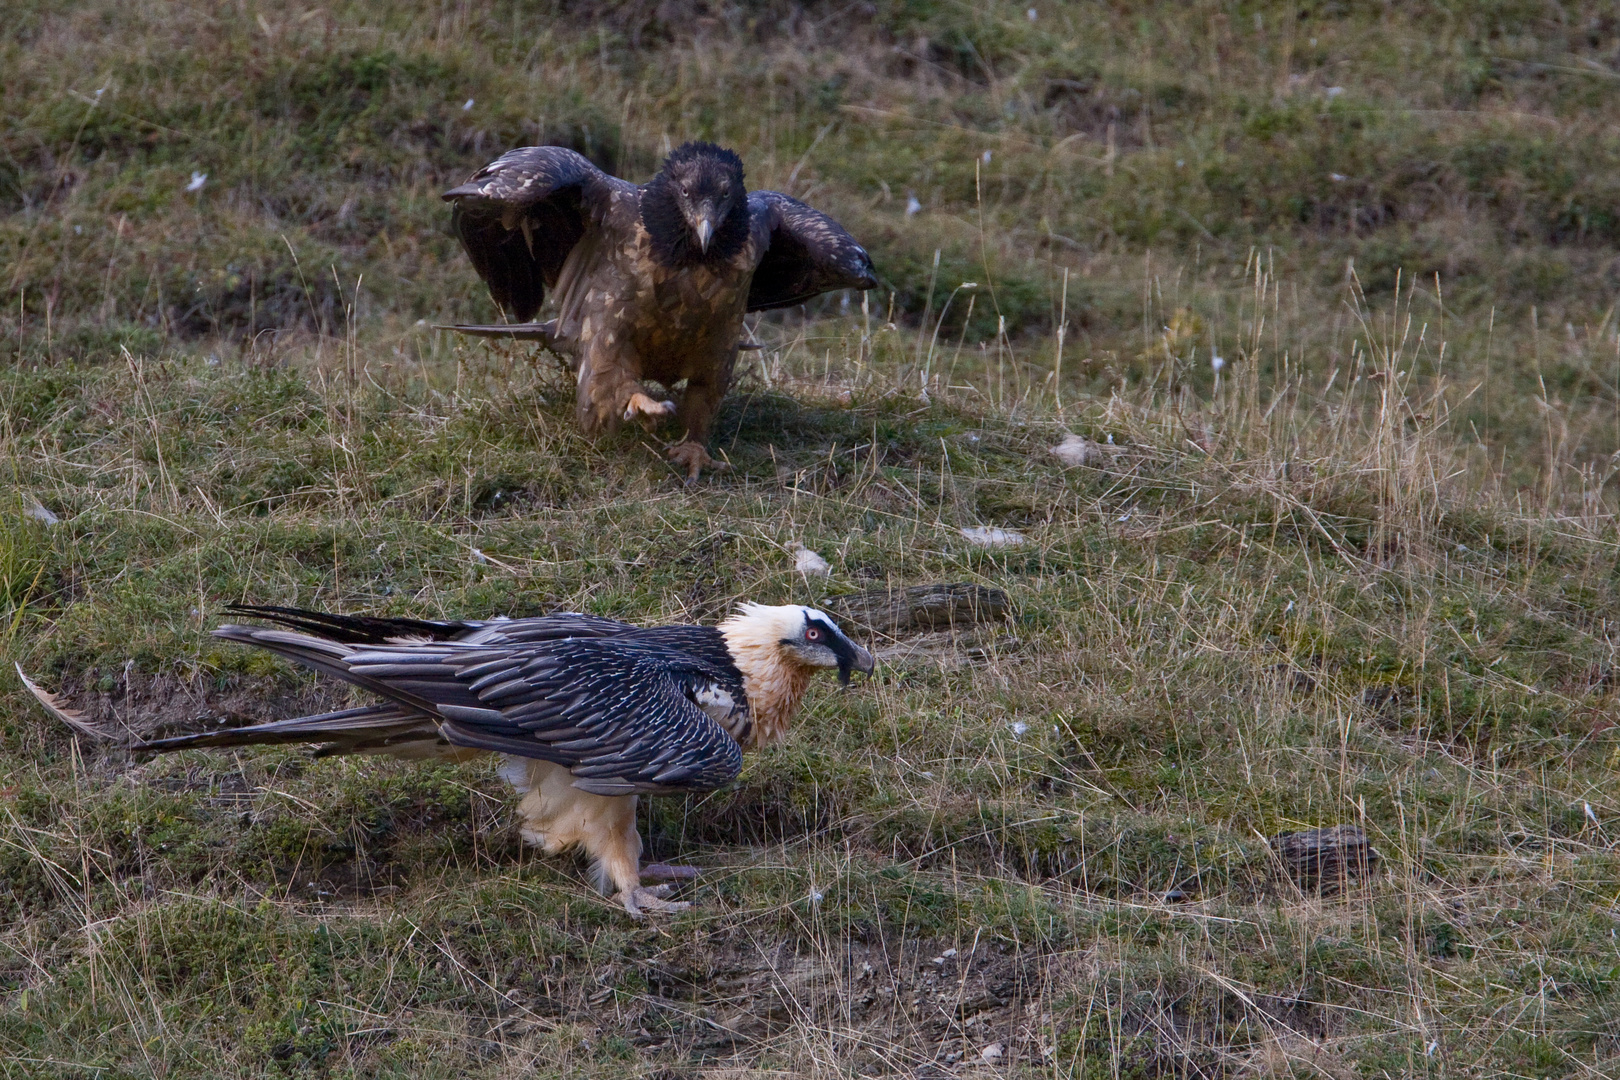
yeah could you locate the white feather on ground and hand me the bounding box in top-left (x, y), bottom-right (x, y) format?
top-left (959, 526), bottom-right (1026, 548)
top-left (1050, 432), bottom-right (1100, 468)
top-left (15, 664), bottom-right (101, 738)
top-left (792, 544), bottom-right (831, 576)
top-left (24, 496), bottom-right (59, 526)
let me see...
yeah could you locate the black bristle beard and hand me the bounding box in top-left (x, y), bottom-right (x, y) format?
top-left (641, 146), bottom-right (751, 268)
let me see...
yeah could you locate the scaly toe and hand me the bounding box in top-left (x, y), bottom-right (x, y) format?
top-left (623, 392), bottom-right (677, 427)
top-left (617, 885), bottom-right (690, 918)
top-left (667, 441), bottom-right (723, 482)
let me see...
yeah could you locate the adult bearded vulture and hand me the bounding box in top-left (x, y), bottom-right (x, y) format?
top-left (442, 141), bottom-right (879, 479)
top-left (21, 602), bottom-right (874, 918)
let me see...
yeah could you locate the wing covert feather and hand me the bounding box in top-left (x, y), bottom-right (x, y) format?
top-left (444, 146), bottom-right (632, 322)
top-left (343, 638), bottom-right (745, 794)
top-left (746, 190), bottom-right (878, 312)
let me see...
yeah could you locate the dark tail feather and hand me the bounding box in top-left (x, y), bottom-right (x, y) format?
top-left (224, 604), bottom-right (468, 645)
top-left (211, 624), bottom-right (449, 717)
top-left (133, 704), bottom-right (444, 757)
top-left (434, 320), bottom-right (558, 346)
top-left (19, 664), bottom-right (447, 758)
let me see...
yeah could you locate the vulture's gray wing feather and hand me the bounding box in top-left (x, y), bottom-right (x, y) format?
top-left (746, 190), bottom-right (878, 312)
top-left (222, 604), bottom-right (637, 648)
top-left (443, 146), bottom-right (634, 322)
top-left (342, 638), bottom-right (744, 795)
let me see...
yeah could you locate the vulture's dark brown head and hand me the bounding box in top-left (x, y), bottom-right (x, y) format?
top-left (642, 141), bottom-right (750, 267)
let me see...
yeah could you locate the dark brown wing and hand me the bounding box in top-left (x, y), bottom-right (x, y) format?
top-left (444, 147), bottom-right (633, 322)
top-left (746, 190), bottom-right (878, 312)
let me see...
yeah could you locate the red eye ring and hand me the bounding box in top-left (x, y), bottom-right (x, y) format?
top-left (806, 628), bottom-right (821, 641)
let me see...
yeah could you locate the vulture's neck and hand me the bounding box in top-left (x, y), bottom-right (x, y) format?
top-left (720, 621), bottom-right (812, 749)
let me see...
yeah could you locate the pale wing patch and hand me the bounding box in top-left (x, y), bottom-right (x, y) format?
top-left (690, 680), bottom-right (738, 722)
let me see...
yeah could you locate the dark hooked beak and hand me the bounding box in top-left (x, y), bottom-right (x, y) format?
top-left (837, 643), bottom-right (876, 686)
top-left (695, 214), bottom-right (715, 252)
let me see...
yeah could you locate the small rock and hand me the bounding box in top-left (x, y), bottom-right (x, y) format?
top-left (960, 526), bottom-right (1025, 548)
top-left (185, 171), bottom-right (207, 192)
top-left (981, 1042), bottom-right (1004, 1063)
top-left (792, 545), bottom-right (831, 577)
top-left (1049, 432), bottom-right (1099, 468)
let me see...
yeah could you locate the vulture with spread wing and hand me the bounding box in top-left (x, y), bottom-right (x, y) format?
top-left (442, 141), bottom-right (878, 479)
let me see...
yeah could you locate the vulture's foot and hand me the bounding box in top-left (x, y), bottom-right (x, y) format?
top-left (617, 883), bottom-right (692, 919)
top-left (640, 862), bottom-right (700, 882)
top-left (623, 392), bottom-right (677, 430)
top-left (667, 441), bottom-right (727, 483)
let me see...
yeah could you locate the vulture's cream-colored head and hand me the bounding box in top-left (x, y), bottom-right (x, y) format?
top-left (723, 603), bottom-right (874, 683)
top-left (719, 603), bottom-right (874, 744)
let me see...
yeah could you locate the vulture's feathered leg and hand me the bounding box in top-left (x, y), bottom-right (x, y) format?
top-left (503, 757), bottom-right (691, 916)
top-left (575, 341), bottom-right (673, 436)
top-left (667, 347), bottom-right (738, 481)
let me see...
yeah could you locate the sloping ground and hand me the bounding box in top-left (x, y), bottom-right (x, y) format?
top-left (4, 1), bottom-right (1620, 1077)
top-left (4, 307), bottom-right (1620, 1075)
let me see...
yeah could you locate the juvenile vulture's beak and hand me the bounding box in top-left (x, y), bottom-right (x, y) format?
top-left (695, 215), bottom-right (715, 253)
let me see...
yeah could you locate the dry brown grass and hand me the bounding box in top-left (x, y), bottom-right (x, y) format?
top-left (4, 1), bottom-right (1620, 1076)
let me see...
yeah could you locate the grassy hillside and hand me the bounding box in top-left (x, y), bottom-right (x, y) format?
top-left (4, 1), bottom-right (1620, 1076)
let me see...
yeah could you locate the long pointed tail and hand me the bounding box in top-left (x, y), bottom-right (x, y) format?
top-left (17, 664), bottom-right (447, 757)
top-left (210, 624), bottom-right (444, 715)
top-left (133, 703), bottom-right (447, 758)
top-left (222, 604), bottom-right (469, 645)
top-left (17, 618), bottom-right (471, 758)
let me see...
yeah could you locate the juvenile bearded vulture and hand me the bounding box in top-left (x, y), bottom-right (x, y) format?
top-left (21, 602), bottom-right (873, 918)
top-left (442, 141), bottom-right (878, 479)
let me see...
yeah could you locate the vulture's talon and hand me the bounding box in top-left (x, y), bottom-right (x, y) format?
top-left (623, 393), bottom-right (677, 429)
top-left (667, 441), bottom-right (723, 482)
top-left (618, 884), bottom-right (691, 918)
top-left (640, 862), bottom-right (701, 882)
